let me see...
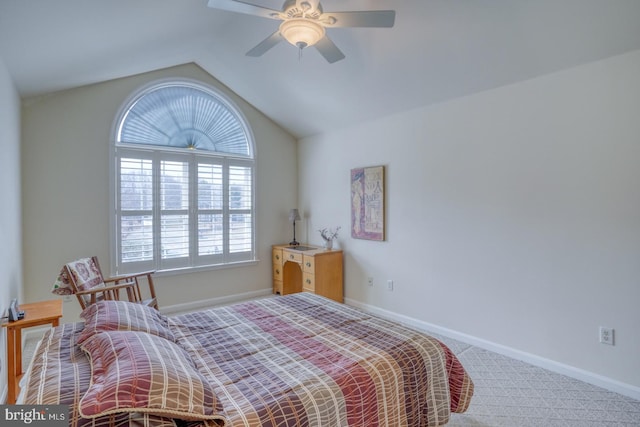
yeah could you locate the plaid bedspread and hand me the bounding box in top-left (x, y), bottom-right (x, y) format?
top-left (172, 293), bottom-right (473, 426)
top-left (21, 293), bottom-right (473, 427)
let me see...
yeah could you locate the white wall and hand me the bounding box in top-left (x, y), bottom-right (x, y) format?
top-left (0, 55), bottom-right (23, 402)
top-left (298, 50), bottom-right (640, 393)
top-left (21, 63), bottom-right (297, 322)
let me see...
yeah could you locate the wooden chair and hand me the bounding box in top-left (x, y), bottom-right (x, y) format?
top-left (53, 256), bottom-right (158, 310)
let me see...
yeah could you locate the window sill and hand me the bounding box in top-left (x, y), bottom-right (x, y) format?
top-left (152, 259), bottom-right (260, 278)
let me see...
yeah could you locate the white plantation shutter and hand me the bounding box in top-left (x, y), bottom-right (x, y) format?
top-left (112, 80), bottom-right (255, 274)
top-left (197, 163), bottom-right (224, 260)
top-left (118, 83), bottom-right (251, 156)
top-left (160, 160), bottom-right (190, 269)
top-left (229, 165), bottom-right (252, 255)
top-left (119, 158), bottom-right (153, 265)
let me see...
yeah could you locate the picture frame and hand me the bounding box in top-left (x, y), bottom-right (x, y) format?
top-left (350, 165), bottom-right (385, 241)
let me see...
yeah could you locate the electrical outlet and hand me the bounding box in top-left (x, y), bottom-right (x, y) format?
top-left (367, 277), bottom-right (374, 287)
top-left (387, 280), bottom-right (394, 291)
top-left (599, 327), bottom-right (614, 346)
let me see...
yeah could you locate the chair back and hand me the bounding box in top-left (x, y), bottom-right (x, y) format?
top-left (52, 256), bottom-right (158, 310)
top-left (64, 257), bottom-right (106, 309)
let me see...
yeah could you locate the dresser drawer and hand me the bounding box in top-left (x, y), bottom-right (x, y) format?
top-left (273, 264), bottom-right (283, 281)
top-left (283, 250), bottom-right (303, 264)
top-left (302, 272), bottom-right (315, 292)
top-left (272, 248), bottom-right (283, 265)
top-left (303, 255), bottom-right (314, 273)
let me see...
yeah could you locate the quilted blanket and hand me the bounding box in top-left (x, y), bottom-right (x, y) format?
top-left (21, 293), bottom-right (473, 426)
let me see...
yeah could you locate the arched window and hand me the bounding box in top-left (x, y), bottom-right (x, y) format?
top-left (111, 79), bottom-right (256, 274)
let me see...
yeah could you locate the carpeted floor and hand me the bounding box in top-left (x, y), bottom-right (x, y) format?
top-left (432, 333), bottom-right (640, 426)
top-left (23, 329), bottom-right (640, 426)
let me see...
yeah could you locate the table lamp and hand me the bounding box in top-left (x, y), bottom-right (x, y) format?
top-left (289, 208), bottom-right (301, 246)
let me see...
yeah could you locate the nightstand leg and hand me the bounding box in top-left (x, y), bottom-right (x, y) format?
top-left (6, 327), bottom-right (17, 404)
top-left (15, 327), bottom-right (22, 377)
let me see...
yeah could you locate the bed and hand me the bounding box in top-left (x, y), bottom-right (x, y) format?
top-left (20, 292), bottom-right (474, 427)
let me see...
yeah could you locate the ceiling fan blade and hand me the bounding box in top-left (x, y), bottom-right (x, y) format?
top-left (314, 36), bottom-right (345, 63)
top-left (321, 10), bottom-right (395, 28)
top-left (246, 31), bottom-right (284, 57)
top-left (207, 0), bottom-right (282, 20)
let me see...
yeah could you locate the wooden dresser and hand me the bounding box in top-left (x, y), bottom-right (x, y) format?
top-left (272, 244), bottom-right (343, 303)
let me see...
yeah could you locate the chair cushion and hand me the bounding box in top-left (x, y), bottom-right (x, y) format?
top-left (52, 257), bottom-right (105, 295)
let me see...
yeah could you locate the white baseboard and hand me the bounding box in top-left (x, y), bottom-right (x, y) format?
top-left (345, 297), bottom-right (640, 401)
top-left (160, 288), bottom-right (273, 316)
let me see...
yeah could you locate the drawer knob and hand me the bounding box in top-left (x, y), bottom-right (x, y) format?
top-left (276, 255), bottom-right (280, 260)
top-left (290, 254), bottom-right (294, 259)
top-left (275, 269), bottom-right (280, 274)
top-left (306, 279), bottom-right (311, 284)
top-left (306, 262), bottom-right (311, 267)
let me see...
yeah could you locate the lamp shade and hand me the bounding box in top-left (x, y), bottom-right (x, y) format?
top-left (289, 208), bottom-right (301, 222)
top-left (279, 18), bottom-right (325, 49)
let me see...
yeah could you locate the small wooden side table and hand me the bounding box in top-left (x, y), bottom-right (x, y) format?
top-left (2, 299), bottom-right (63, 403)
top-left (272, 244), bottom-right (344, 303)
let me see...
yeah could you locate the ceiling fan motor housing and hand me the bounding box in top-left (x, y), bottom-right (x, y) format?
top-left (282, 0), bottom-right (323, 19)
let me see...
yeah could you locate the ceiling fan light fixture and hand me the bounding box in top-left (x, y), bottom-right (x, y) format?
top-left (279, 18), bottom-right (325, 49)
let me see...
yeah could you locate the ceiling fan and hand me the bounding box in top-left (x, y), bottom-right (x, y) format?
top-left (207, 0), bottom-right (395, 63)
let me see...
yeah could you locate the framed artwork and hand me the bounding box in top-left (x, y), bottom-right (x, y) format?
top-left (350, 165), bottom-right (385, 241)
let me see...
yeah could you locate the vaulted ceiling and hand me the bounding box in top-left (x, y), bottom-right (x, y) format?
top-left (1, 0), bottom-right (640, 139)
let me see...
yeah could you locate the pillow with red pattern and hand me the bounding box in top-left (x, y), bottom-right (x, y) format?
top-left (79, 330), bottom-right (226, 422)
top-left (78, 300), bottom-right (175, 344)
